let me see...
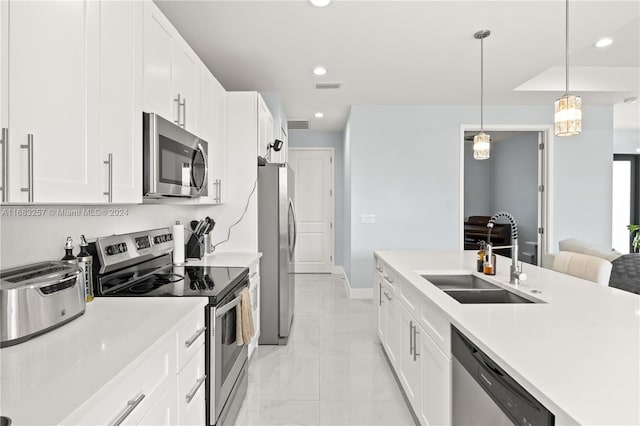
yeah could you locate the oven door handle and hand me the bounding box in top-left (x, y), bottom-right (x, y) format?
top-left (215, 295), bottom-right (242, 318)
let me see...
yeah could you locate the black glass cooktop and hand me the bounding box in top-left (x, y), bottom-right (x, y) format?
top-left (97, 260), bottom-right (248, 305)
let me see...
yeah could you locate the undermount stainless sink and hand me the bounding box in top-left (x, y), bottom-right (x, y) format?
top-left (422, 274), bottom-right (539, 304)
top-left (421, 274), bottom-right (500, 290)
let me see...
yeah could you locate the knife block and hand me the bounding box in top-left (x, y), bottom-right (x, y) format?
top-left (185, 234), bottom-right (205, 259)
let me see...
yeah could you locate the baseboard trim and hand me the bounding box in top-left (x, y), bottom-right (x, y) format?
top-left (342, 273), bottom-right (373, 299)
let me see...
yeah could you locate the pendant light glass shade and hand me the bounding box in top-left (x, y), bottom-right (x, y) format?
top-left (554, 94), bottom-right (582, 136)
top-left (473, 132), bottom-right (491, 160)
top-left (473, 29), bottom-right (491, 160)
top-left (555, 0), bottom-right (581, 136)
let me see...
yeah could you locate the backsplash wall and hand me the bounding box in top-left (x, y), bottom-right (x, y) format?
top-left (0, 204), bottom-right (216, 269)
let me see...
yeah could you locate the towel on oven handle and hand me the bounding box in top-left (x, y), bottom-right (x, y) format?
top-left (236, 288), bottom-right (255, 345)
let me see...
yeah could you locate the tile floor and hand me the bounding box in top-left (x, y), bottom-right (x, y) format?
top-left (234, 273), bottom-right (416, 426)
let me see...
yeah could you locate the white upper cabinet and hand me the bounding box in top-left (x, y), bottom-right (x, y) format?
top-left (143, 1), bottom-right (199, 134)
top-left (7, 0), bottom-right (100, 203)
top-left (257, 96), bottom-right (274, 160)
top-left (96, 0), bottom-right (143, 204)
top-left (197, 65), bottom-right (227, 205)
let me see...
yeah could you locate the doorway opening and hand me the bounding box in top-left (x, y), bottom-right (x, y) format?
top-left (460, 126), bottom-right (553, 266)
top-left (612, 154), bottom-right (640, 253)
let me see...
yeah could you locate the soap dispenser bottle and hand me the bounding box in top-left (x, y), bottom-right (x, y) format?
top-left (476, 242), bottom-right (486, 273)
top-left (61, 237), bottom-right (77, 265)
top-left (77, 235), bottom-right (94, 302)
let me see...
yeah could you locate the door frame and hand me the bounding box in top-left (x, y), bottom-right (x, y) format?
top-left (288, 147), bottom-right (335, 272)
top-left (459, 124), bottom-right (555, 263)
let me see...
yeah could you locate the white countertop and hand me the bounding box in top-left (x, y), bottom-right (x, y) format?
top-left (0, 297), bottom-right (207, 425)
top-left (185, 251), bottom-right (262, 268)
top-left (375, 250), bottom-right (640, 426)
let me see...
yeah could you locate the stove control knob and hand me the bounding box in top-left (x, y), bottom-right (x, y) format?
top-left (106, 246), bottom-right (114, 255)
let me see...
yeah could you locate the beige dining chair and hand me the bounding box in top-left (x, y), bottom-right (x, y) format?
top-left (550, 251), bottom-right (613, 286)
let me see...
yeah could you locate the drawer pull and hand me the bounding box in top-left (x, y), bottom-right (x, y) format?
top-left (384, 275), bottom-right (394, 284)
top-left (110, 393), bottom-right (145, 426)
top-left (185, 327), bottom-right (206, 348)
top-left (249, 271), bottom-right (258, 279)
top-left (185, 374), bottom-right (207, 404)
top-left (383, 291), bottom-right (393, 301)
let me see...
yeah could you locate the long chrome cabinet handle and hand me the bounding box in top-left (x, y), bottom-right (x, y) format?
top-left (1, 128), bottom-right (7, 202)
top-left (181, 97), bottom-right (187, 128)
top-left (185, 374), bottom-right (207, 404)
top-left (185, 326), bottom-right (206, 348)
top-left (214, 179), bottom-right (222, 203)
top-left (409, 321), bottom-right (414, 355)
top-left (413, 325), bottom-right (420, 361)
top-left (20, 134), bottom-right (33, 202)
top-left (103, 153), bottom-right (113, 202)
top-left (110, 393), bottom-right (145, 426)
top-left (174, 94), bottom-right (182, 125)
top-left (378, 282), bottom-right (383, 306)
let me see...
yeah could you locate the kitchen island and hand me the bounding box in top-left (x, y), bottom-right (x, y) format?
top-left (0, 297), bottom-right (207, 425)
top-left (375, 250), bottom-right (640, 426)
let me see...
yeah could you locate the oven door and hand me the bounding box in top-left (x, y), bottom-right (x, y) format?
top-left (210, 282), bottom-right (249, 424)
top-left (144, 112), bottom-right (208, 198)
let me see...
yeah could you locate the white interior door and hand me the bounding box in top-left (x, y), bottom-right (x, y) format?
top-left (289, 148), bottom-right (333, 273)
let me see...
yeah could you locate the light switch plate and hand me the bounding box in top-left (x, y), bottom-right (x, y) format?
top-left (361, 214), bottom-right (376, 224)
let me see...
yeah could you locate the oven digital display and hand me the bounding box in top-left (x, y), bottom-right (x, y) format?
top-left (135, 236), bottom-right (151, 250)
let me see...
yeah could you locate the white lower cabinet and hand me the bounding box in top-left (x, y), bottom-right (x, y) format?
top-left (374, 256), bottom-right (452, 426)
top-left (419, 324), bottom-right (451, 426)
top-left (177, 344), bottom-right (206, 426)
top-left (248, 260), bottom-right (261, 356)
top-left (138, 379), bottom-right (179, 426)
top-left (399, 302), bottom-right (422, 411)
top-left (61, 303), bottom-right (206, 426)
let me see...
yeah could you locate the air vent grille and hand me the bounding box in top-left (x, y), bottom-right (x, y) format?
top-left (315, 82), bottom-right (342, 90)
top-left (288, 120), bottom-right (310, 130)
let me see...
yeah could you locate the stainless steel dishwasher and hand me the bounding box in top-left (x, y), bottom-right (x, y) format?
top-left (452, 327), bottom-right (554, 426)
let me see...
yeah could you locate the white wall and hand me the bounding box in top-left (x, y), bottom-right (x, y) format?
top-left (343, 119), bottom-right (352, 281)
top-left (0, 204), bottom-right (205, 269)
top-left (288, 130), bottom-right (345, 267)
top-left (346, 104), bottom-right (613, 289)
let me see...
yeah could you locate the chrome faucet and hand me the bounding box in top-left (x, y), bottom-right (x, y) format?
top-left (485, 211), bottom-right (527, 285)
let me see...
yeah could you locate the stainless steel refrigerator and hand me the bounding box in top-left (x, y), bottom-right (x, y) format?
top-left (258, 163), bottom-right (297, 345)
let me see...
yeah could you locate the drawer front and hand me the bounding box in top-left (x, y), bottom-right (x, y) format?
top-left (420, 296), bottom-right (451, 357)
top-left (379, 263), bottom-right (399, 293)
top-left (396, 277), bottom-right (421, 319)
top-left (178, 344), bottom-right (206, 426)
top-left (177, 307), bottom-right (206, 372)
top-left (63, 336), bottom-right (176, 425)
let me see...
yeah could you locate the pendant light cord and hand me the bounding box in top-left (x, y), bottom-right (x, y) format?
top-left (565, 0), bottom-right (570, 95)
top-left (480, 36), bottom-right (484, 132)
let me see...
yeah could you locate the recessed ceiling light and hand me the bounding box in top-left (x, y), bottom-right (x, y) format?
top-left (313, 66), bottom-right (327, 76)
top-left (310, 0), bottom-right (331, 7)
top-left (314, 112), bottom-right (324, 118)
top-left (594, 38), bottom-right (613, 48)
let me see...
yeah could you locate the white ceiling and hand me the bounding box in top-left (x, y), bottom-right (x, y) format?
top-left (156, 0), bottom-right (640, 131)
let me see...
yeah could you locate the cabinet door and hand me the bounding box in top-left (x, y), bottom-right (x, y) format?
top-left (376, 277), bottom-right (385, 342)
top-left (0, 0), bottom-right (7, 203)
top-left (197, 66), bottom-right (226, 205)
top-left (137, 379), bottom-right (179, 426)
top-left (249, 272), bottom-right (260, 356)
top-left (257, 95), bottom-right (273, 159)
top-left (143, 1), bottom-right (174, 122)
top-left (399, 303), bottom-right (422, 413)
top-left (171, 39), bottom-right (199, 133)
top-left (8, 0), bottom-right (100, 203)
top-left (98, 0), bottom-right (142, 204)
top-left (420, 325), bottom-right (451, 426)
top-left (178, 345), bottom-right (206, 426)
top-left (384, 288), bottom-right (401, 369)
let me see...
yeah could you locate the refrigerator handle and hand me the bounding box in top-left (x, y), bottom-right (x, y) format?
top-left (288, 198), bottom-right (298, 260)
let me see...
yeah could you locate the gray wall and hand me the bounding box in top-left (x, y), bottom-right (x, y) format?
top-left (614, 129), bottom-right (640, 154)
top-left (491, 134), bottom-right (539, 261)
top-left (463, 141), bottom-right (491, 218)
top-left (345, 104), bottom-right (613, 289)
top-left (288, 130), bottom-right (345, 268)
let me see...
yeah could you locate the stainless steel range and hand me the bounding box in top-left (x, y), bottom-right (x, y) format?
top-left (89, 227), bottom-right (249, 426)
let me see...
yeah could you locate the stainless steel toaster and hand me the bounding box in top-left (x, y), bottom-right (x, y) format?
top-left (0, 261), bottom-right (85, 347)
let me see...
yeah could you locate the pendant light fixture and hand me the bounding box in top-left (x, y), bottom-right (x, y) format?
top-left (473, 29), bottom-right (491, 160)
top-left (554, 0), bottom-right (582, 136)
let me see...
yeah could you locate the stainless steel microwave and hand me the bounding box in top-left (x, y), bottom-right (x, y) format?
top-left (143, 112), bottom-right (208, 198)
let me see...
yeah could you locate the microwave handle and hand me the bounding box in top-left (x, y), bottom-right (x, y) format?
top-left (194, 142), bottom-right (208, 197)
